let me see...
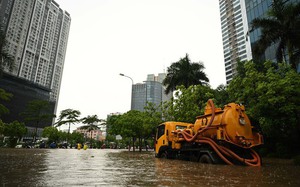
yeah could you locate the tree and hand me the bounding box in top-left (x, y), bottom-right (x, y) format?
top-left (69, 131), bottom-right (85, 146)
top-left (114, 110), bottom-right (143, 151)
top-left (42, 126), bottom-right (60, 145)
top-left (0, 119), bottom-right (5, 135)
top-left (163, 54), bottom-right (209, 94)
top-left (250, 0), bottom-right (300, 69)
top-left (0, 88), bottom-right (13, 117)
top-left (111, 110), bottom-right (157, 152)
top-left (80, 114), bottom-right (104, 145)
top-left (227, 60), bottom-right (300, 157)
top-left (213, 84), bottom-right (230, 107)
top-left (20, 100), bottom-right (56, 142)
top-left (162, 85), bottom-right (216, 123)
top-left (107, 114), bottom-right (121, 137)
top-left (143, 102), bottom-right (163, 133)
top-left (143, 102), bottom-right (164, 150)
top-left (55, 109), bottom-right (81, 135)
top-left (81, 115), bottom-right (103, 128)
top-left (0, 25), bottom-right (14, 76)
top-left (3, 121), bottom-right (27, 147)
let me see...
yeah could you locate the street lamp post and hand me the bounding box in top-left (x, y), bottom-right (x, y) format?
top-left (119, 73), bottom-right (133, 110)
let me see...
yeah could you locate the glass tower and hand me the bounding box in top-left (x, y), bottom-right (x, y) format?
top-left (245, 0), bottom-right (300, 71)
top-left (131, 73), bottom-right (172, 112)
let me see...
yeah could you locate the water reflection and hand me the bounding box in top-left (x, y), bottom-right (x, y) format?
top-left (0, 149), bottom-right (300, 186)
top-left (0, 149), bottom-right (48, 186)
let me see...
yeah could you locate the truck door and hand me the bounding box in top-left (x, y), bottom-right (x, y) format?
top-left (155, 124), bottom-right (166, 155)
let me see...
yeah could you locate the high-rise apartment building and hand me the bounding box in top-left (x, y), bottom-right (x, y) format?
top-left (219, 0), bottom-right (252, 84)
top-left (0, 0), bottom-right (71, 102)
top-left (131, 73), bottom-right (172, 112)
top-left (219, 0), bottom-right (300, 84)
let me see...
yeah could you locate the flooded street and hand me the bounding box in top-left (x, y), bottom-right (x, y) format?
top-left (1, 149), bottom-right (300, 186)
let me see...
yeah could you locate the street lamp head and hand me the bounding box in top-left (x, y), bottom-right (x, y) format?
top-left (119, 73), bottom-right (133, 84)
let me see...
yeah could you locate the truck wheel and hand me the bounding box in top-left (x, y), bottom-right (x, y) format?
top-left (199, 154), bottom-right (212, 164)
top-left (160, 151), bottom-right (168, 159)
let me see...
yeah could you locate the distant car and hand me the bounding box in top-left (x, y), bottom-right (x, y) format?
top-left (15, 144), bottom-right (22, 148)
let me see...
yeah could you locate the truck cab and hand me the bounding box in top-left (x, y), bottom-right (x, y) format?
top-left (155, 121), bottom-right (191, 158)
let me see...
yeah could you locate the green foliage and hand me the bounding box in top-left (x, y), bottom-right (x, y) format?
top-left (105, 134), bottom-right (116, 143)
top-left (162, 85), bottom-right (217, 123)
top-left (80, 114), bottom-right (104, 144)
top-left (0, 119), bottom-right (5, 134)
top-left (108, 106), bottom-right (162, 151)
top-left (55, 109), bottom-right (81, 134)
top-left (107, 114), bottom-right (121, 136)
top-left (42, 126), bottom-right (60, 144)
top-left (227, 61), bottom-right (300, 156)
top-left (115, 110), bottom-right (144, 139)
top-left (69, 131), bottom-right (85, 145)
top-left (163, 53), bottom-right (209, 94)
top-left (20, 100), bottom-right (55, 141)
top-left (213, 84), bottom-right (231, 107)
top-left (81, 115), bottom-right (103, 127)
top-left (58, 131), bottom-right (69, 142)
top-left (143, 102), bottom-right (163, 135)
top-left (3, 120), bottom-right (27, 138)
top-left (3, 121), bottom-right (27, 147)
top-left (250, 0), bottom-right (300, 69)
top-left (0, 88), bottom-right (13, 116)
top-left (42, 126), bottom-right (85, 146)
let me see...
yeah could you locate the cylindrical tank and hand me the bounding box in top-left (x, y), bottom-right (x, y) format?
top-left (194, 101), bottom-right (262, 148)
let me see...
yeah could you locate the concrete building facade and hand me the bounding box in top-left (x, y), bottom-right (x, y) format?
top-left (219, 0), bottom-right (252, 84)
top-left (0, 0), bottom-right (70, 139)
top-left (75, 128), bottom-right (105, 142)
top-left (219, 0), bottom-right (300, 84)
top-left (0, 0), bottom-right (71, 102)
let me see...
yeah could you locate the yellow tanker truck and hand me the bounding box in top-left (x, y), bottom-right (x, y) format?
top-left (155, 99), bottom-right (263, 166)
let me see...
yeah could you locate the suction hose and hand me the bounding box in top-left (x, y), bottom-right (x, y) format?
top-left (177, 99), bottom-right (261, 166)
top-left (178, 99), bottom-right (216, 142)
top-left (196, 136), bottom-right (261, 166)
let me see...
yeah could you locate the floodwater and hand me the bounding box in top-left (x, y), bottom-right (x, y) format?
top-left (0, 149), bottom-right (300, 187)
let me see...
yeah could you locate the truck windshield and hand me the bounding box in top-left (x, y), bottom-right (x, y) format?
top-left (176, 125), bottom-right (187, 130)
top-left (156, 124), bottom-right (165, 140)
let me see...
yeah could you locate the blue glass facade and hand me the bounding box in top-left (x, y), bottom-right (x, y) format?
top-left (220, 0), bottom-right (300, 84)
top-left (245, 0), bottom-right (300, 65)
top-left (246, 0), bottom-right (276, 62)
top-left (132, 81), bottom-right (163, 112)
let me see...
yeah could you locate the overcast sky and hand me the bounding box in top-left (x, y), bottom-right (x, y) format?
top-left (55, 0), bottom-right (225, 129)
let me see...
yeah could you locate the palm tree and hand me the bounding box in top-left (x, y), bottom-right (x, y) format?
top-left (163, 53), bottom-right (209, 94)
top-left (0, 25), bottom-right (14, 76)
top-left (250, 0), bottom-right (300, 69)
top-left (80, 115), bottom-right (104, 145)
top-left (55, 109), bottom-right (81, 135)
